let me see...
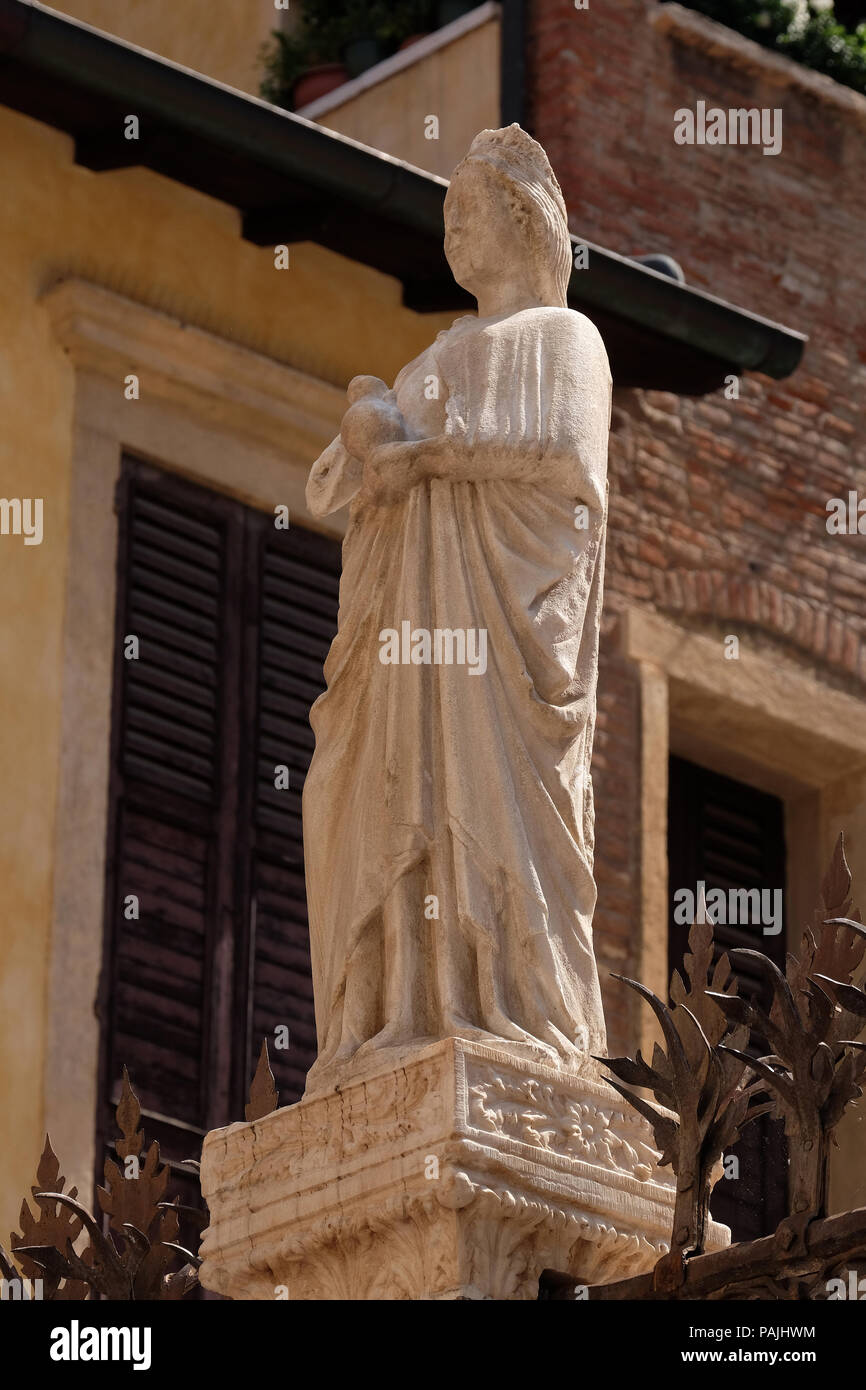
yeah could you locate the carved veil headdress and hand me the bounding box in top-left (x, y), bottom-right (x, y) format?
top-left (458, 123), bottom-right (573, 309)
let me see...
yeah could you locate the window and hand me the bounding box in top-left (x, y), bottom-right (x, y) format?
top-left (96, 456), bottom-right (340, 1208)
top-left (668, 754), bottom-right (788, 1241)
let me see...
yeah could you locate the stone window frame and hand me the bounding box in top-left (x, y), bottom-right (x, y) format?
top-left (40, 277), bottom-right (346, 1202)
top-left (621, 603), bottom-right (866, 1211)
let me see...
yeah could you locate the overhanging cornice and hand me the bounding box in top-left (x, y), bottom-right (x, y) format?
top-left (42, 277), bottom-right (345, 467)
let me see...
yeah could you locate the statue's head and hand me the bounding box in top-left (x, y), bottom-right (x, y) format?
top-left (444, 124), bottom-right (572, 310)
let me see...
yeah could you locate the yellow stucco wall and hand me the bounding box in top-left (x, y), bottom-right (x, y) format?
top-left (314, 18), bottom-right (501, 179)
top-left (49, 0), bottom-right (277, 95)
top-left (0, 96), bottom-right (449, 1246)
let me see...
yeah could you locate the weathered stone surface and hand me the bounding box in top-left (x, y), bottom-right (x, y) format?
top-left (200, 1039), bottom-right (721, 1300)
top-left (302, 125), bottom-right (613, 1098)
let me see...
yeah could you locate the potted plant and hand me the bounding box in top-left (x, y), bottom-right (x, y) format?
top-left (342, 1), bottom-right (436, 75)
top-left (293, 62), bottom-right (351, 108)
top-left (259, 27), bottom-right (348, 111)
top-left (341, 0), bottom-right (386, 76)
top-left (259, 2), bottom-right (440, 110)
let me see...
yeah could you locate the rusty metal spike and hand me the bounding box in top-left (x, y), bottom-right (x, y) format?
top-left (246, 1039), bottom-right (279, 1122)
top-left (34, 1135), bottom-right (61, 1196)
top-left (821, 833), bottom-right (853, 920)
top-left (115, 1066), bottom-right (144, 1161)
top-left (11, 1139), bottom-right (89, 1300)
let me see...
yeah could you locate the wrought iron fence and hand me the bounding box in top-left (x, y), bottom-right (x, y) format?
top-left (0, 1047), bottom-right (278, 1300)
top-left (543, 836), bottom-right (866, 1300)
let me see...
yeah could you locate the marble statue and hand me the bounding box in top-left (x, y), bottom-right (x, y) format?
top-left (302, 124), bottom-right (612, 1096)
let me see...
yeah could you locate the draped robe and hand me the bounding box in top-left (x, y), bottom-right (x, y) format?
top-left (303, 306), bottom-right (611, 1092)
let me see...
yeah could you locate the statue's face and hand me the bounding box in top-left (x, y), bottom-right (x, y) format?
top-left (444, 160), bottom-right (526, 301)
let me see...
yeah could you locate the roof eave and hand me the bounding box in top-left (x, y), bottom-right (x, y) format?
top-left (0, 0), bottom-right (806, 393)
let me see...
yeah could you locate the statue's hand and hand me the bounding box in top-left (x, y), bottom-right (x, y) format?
top-left (358, 440), bottom-right (426, 507)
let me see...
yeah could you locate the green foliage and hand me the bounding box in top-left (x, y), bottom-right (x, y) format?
top-left (687, 1), bottom-right (866, 95)
top-left (260, 1), bottom-right (438, 109)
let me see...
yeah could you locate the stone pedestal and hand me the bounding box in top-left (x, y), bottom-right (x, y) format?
top-left (200, 1039), bottom-right (727, 1300)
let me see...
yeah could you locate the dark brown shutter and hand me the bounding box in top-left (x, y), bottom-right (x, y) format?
top-left (98, 456), bottom-right (340, 1206)
top-left (242, 519), bottom-right (342, 1105)
top-left (668, 755), bottom-right (788, 1241)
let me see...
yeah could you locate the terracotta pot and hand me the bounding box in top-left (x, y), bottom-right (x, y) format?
top-left (293, 63), bottom-right (349, 109)
top-left (399, 33), bottom-right (431, 50)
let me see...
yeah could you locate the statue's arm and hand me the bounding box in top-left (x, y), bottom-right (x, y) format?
top-left (361, 430), bottom-right (605, 510)
top-left (356, 316), bottom-right (611, 509)
top-left (306, 436), bottom-right (364, 518)
top-left (425, 434), bottom-right (595, 494)
top-left (360, 323), bottom-right (610, 508)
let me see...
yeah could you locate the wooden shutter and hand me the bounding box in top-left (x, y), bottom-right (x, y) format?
top-left (242, 518), bottom-right (342, 1105)
top-left (98, 456), bottom-right (340, 1202)
top-left (668, 755), bottom-right (788, 1242)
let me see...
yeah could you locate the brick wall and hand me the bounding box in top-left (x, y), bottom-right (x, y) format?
top-left (527, 0), bottom-right (866, 1054)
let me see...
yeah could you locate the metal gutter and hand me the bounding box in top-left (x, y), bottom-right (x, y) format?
top-left (0, 0), bottom-right (448, 233)
top-left (0, 0), bottom-right (806, 391)
top-left (573, 236), bottom-right (804, 381)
